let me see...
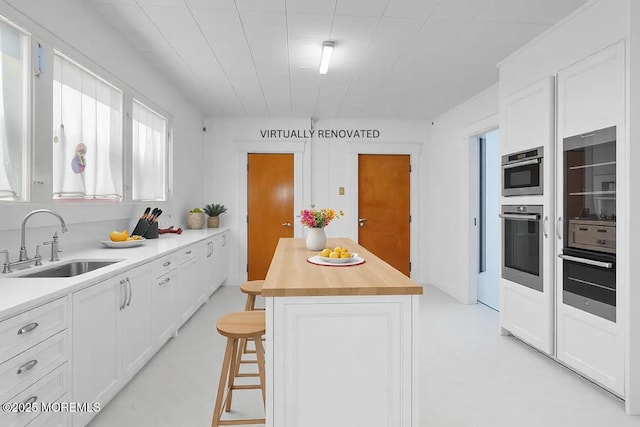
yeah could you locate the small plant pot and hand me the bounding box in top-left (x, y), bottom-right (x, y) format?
top-left (207, 216), bottom-right (220, 228)
top-left (187, 212), bottom-right (205, 229)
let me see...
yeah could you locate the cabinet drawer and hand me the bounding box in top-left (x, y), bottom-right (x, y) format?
top-left (1, 363), bottom-right (67, 427)
top-left (0, 331), bottom-right (68, 401)
top-left (178, 247), bottom-right (197, 264)
top-left (569, 221), bottom-right (616, 253)
top-left (24, 394), bottom-right (68, 427)
top-left (0, 298), bottom-right (68, 364)
top-left (153, 254), bottom-right (177, 277)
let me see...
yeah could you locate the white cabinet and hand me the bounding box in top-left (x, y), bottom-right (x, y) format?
top-left (120, 267), bottom-right (153, 383)
top-left (213, 232), bottom-right (229, 291)
top-left (0, 298), bottom-right (68, 427)
top-left (499, 77), bottom-right (555, 356)
top-left (267, 295), bottom-right (417, 427)
top-left (176, 246), bottom-right (204, 327)
top-left (72, 264), bottom-right (153, 426)
top-left (556, 41), bottom-right (625, 396)
top-left (152, 254), bottom-right (178, 348)
top-left (201, 232), bottom-right (228, 297)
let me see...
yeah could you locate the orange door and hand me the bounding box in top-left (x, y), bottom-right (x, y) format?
top-left (358, 154), bottom-right (411, 276)
top-left (247, 153), bottom-right (294, 280)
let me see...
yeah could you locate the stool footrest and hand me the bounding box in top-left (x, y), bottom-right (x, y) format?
top-left (218, 418), bottom-right (265, 425)
top-left (231, 384), bottom-right (261, 390)
top-left (236, 373), bottom-right (259, 378)
top-left (240, 360), bottom-right (258, 364)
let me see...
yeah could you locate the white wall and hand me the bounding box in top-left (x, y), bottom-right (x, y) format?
top-left (203, 117), bottom-right (428, 286)
top-left (0, 0), bottom-right (204, 253)
top-left (422, 84), bottom-right (499, 304)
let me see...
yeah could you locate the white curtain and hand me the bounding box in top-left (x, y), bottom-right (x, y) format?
top-left (132, 100), bottom-right (166, 201)
top-left (53, 53), bottom-right (123, 199)
top-left (0, 21), bottom-right (23, 200)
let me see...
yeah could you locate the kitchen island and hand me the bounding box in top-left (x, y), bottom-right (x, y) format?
top-left (262, 237), bottom-right (423, 427)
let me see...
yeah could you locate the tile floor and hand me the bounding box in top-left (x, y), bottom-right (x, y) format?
top-left (88, 284), bottom-right (640, 427)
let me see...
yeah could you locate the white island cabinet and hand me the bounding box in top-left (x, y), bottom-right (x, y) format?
top-left (262, 238), bottom-right (422, 427)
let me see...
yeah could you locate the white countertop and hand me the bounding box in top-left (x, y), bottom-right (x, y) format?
top-left (0, 228), bottom-right (228, 320)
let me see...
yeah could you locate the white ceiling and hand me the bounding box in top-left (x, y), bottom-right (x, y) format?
top-left (85, 0), bottom-right (588, 119)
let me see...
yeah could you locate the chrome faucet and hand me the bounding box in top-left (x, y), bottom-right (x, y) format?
top-left (19, 209), bottom-right (68, 261)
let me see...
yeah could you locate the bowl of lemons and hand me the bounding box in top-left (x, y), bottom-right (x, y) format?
top-left (317, 247), bottom-right (356, 263)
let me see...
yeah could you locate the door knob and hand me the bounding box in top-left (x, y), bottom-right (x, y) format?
top-left (281, 222), bottom-right (292, 227)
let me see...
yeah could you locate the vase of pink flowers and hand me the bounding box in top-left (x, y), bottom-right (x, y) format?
top-left (299, 206), bottom-right (344, 251)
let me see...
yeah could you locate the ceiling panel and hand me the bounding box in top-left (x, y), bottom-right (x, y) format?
top-left (384, 0), bottom-right (440, 19)
top-left (235, 0), bottom-right (286, 12)
top-left (430, 0), bottom-right (489, 21)
top-left (285, 0), bottom-right (337, 15)
top-left (476, 0), bottom-right (588, 24)
top-left (335, 0), bottom-right (387, 17)
top-left (85, 0), bottom-right (589, 118)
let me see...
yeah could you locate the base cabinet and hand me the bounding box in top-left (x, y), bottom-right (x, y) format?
top-left (71, 265), bottom-right (152, 426)
top-left (266, 295), bottom-right (418, 427)
top-left (152, 255), bottom-right (178, 348)
top-left (176, 247), bottom-right (202, 327)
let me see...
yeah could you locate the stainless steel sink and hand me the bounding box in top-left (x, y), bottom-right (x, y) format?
top-left (18, 260), bottom-right (120, 278)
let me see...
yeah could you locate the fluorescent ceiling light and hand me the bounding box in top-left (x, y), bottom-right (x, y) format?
top-left (319, 41), bottom-right (334, 75)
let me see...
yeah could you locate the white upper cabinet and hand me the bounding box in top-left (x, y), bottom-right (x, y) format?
top-left (557, 42), bottom-right (626, 139)
top-left (501, 76), bottom-right (555, 156)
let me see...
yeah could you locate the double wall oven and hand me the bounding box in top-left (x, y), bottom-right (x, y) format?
top-left (500, 146), bottom-right (545, 291)
top-left (559, 126), bottom-right (616, 322)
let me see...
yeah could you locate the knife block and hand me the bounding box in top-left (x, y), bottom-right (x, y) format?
top-left (144, 222), bottom-right (159, 239)
top-left (131, 219), bottom-right (150, 237)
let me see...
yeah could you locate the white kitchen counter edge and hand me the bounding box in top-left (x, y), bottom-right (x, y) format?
top-left (0, 228), bottom-right (228, 320)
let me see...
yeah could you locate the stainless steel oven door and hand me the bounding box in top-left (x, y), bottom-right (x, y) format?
top-left (500, 205), bottom-right (543, 291)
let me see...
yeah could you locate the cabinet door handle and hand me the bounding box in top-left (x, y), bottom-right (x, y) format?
top-left (120, 279), bottom-right (127, 310)
top-left (543, 216), bottom-right (548, 238)
top-left (17, 322), bottom-right (39, 335)
top-left (126, 277), bottom-right (132, 307)
top-left (185, 250), bottom-right (192, 255)
top-left (163, 261), bottom-right (171, 267)
top-left (556, 217), bottom-right (562, 240)
top-left (21, 395), bottom-right (38, 407)
top-left (222, 235), bottom-right (226, 247)
top-left (159, 277), bottom-right (170, 286)
top-left (17, 359), bottom-right (38, 374)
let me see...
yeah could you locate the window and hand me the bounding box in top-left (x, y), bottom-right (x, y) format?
top-left (0, 17), bottom-right (29, 201)
top-left (132, 100), bottom-right (167, 201)
top-left (52, 52), bottom-right (123, 200)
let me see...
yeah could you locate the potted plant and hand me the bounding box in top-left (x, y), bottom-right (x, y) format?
top-left (203, 203), bottom-right (227, 228)
top-left (187, 207), bottom-right (205, 229)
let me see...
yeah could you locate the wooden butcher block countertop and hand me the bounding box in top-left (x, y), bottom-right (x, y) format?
top-left (262, 237), bottom-right (423, 297)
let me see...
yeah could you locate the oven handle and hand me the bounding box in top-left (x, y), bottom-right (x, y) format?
top-left (558, 254), bottom-right (613, 269)
top-left (499, 213), bottom-right (540, 221)
top-left (502, 158), bottom-right (540, 169)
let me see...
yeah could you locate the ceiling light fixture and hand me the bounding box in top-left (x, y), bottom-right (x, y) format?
top-left (319, 41), bottom-right (334, 75)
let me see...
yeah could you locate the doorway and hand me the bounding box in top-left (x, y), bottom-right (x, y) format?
top-left (358, 154), bottom-right (411, 276)
top-left (476, 129), bottom-right (500, 310)
top-left (247, 153), bottom-right (294, 280)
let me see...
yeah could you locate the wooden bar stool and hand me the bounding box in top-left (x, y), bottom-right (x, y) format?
top-left (211, 311), bottom-right (266, 427)
top-left (240, 280), bottom-right (264, 311)
top-left (235, 280), bottom-right (264, 379)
